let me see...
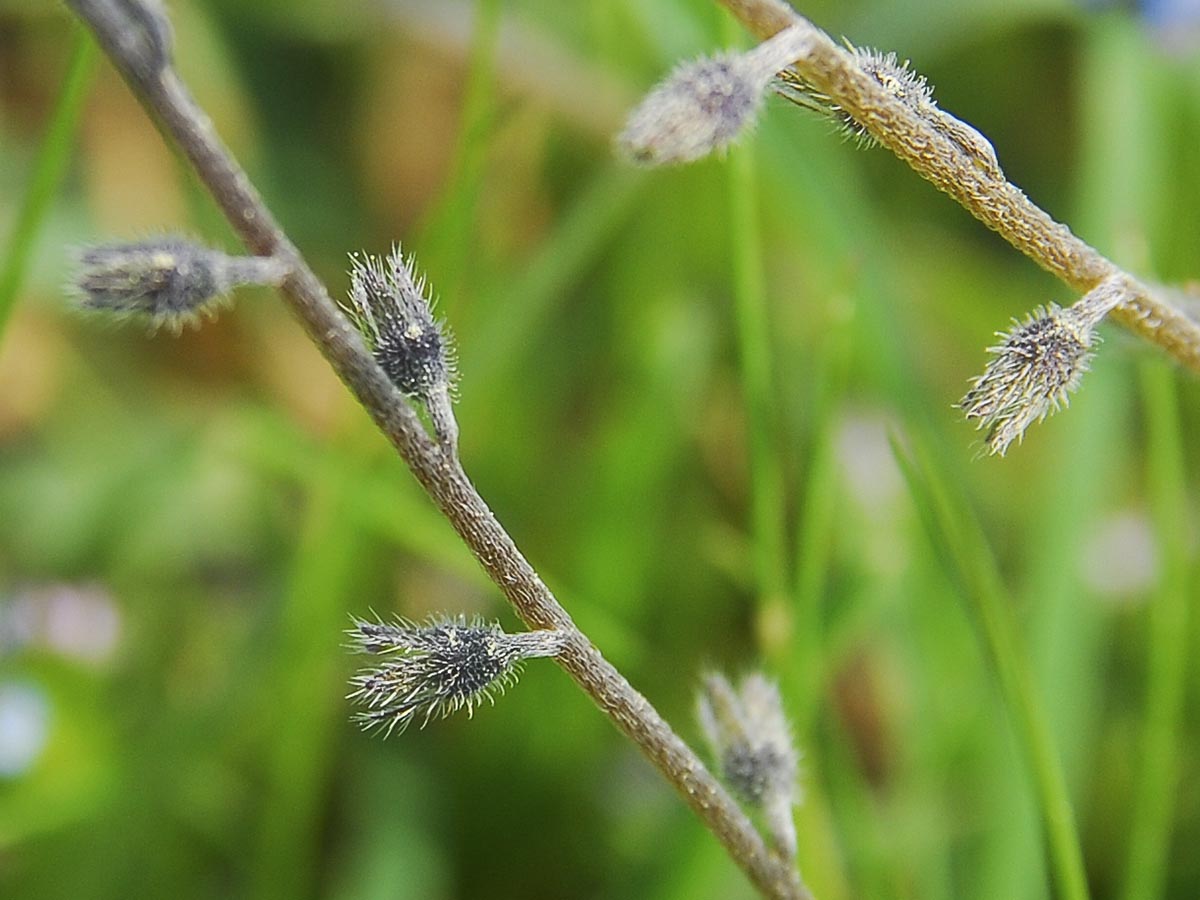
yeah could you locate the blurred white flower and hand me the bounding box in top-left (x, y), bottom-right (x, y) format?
top-left (0, 682), bottom-right (51, 777)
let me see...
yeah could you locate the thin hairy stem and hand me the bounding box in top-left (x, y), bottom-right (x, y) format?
top-left (65, 2), bottom-right (807, 897)
top-left (716, 0), bottom-right (1200, 374)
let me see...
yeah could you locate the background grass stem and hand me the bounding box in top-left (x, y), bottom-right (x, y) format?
top-left (892, 432), bottom-right (1091, 900)
top-left (0, 29), bottom-right (95, 342)
top-left (725, 132), bottom-right (791, 660)
top-left (1121, 361), bottom-right (1190, 900)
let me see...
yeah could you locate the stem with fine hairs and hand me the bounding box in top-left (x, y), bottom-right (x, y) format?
top-left (65, 1), bottom-right (810, 898)
top-left (718, 0), bottom-right (1200, 374)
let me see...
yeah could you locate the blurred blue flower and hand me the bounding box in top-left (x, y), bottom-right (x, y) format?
top-left (1141, 0), bottom-right (1200, 29)
top-left (1082, 0), bottom-right (1200, 51)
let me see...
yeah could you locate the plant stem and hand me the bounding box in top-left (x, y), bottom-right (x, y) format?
top-left (725, 135), bottom-right (791, 660)
top-left (892, 432), bottom-right (1091, 900)
top-left (0, 28), bottom-right (96, 342)
top-left (1121, 361), bottom-right (1190, 900)
top-left (419, 0), bottom-right (501, 309)
top-left (252, 462), bottom-right (365, 900)
top-left (65, 2), bottom-right (807, 897)
top-left (790, 300), bottom-right (851, 734)
top-left (715, 0), bottom-right (1200, 374)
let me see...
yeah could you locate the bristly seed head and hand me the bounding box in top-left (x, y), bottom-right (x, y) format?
top-left (697, 672), bottom-right (800, 859)
top-left (346, 615), bottom-right (568, 737)
top-left (346, 247), bottom-right (459, 450)
top-left (774, 45), bottom-right (933, 148)
top-left (772, 43), bottom-right (1001, 175)
top-left (346, 247), bottom-right (452, 396)
top-left (617, 25), bottom-right (810, 166)
top-left (960, 277), bottom-right (1127, 456)
top-left (71, 237), bottom-right (288, 334)
top-left (855, 47), bottom-right (934, 111)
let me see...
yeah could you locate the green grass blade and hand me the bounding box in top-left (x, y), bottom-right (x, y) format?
top-left (418, 0), bottom-right (501, 308)
top-left (790, 299), bottom-right (853, 730)
top-left (0, 28), bottom-right (96, 341)
top-left (720, 8), bottom-right (789, 647)
top-left (250, 461), bottom-right (366, 900)
top-left (461, 165), bottom-right (645, 387)
top-left (1121, 360), bottom-right (1190, 900)
top-left (891, 430), bottom-right (1090, 900)
top-left (725, 137), bottom-right (789, 658)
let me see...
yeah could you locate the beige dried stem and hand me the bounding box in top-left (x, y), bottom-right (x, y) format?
top-left (716, 0), bottom-right (1200, 374)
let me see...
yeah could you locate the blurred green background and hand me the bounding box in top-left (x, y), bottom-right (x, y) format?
top-left (2, 0), bottom-right (1199, 898)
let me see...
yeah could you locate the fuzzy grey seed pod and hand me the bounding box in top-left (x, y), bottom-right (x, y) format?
top-left (697, 672), bottom-right (800, 859)
top-left (346, 247), bottom-right (459, 451)
top-left (72, 237), bottom-right (289, 333)
top-left (960, 277), bottom-right (1128, 456)
top-left (347, 615), bottom-right (569, 736)
top-left (617, 25), bottom-right (812, 166)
